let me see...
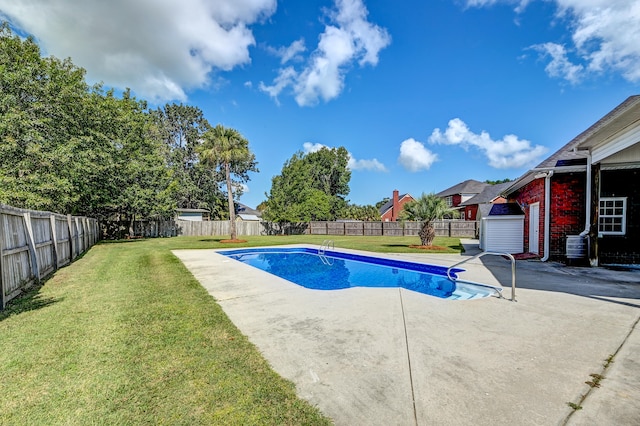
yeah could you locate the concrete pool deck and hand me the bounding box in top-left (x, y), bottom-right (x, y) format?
top-left (173, 241), bottom-right (640, 425)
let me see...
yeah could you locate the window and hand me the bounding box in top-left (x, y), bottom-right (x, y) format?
top-left (598, 197), bottom-right (626, 235)
top-left (445, 196), bottom-right (453, 207)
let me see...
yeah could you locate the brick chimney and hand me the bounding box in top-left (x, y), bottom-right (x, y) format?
top-left (392, 190), bottom-right (400, 221)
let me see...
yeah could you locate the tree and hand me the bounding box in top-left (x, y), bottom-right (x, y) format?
top-left (263, 146), bottom-right (351, 223)
top-left (0, 23), bottom-right (88, 211)
top-left (400, 193), bottom-right (458, 246)
top-left (198, 125), bottom-right (258, 240)
top-left (152, 103), bottom-right (223, 213)
top-left (342, 204), bottom-right (380, 221)
top-left (375, 197), bottom-right (391, 209)
top-left (485, 178), bottom-right (512, 185)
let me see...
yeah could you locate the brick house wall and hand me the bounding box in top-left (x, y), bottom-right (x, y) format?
top-left (509, 179), bottom-right (545, 255)
top-left (549, 173), bottom-right (586, 260)
top-left (509, 174), bottom-right (586, 260)
top-left (463, 205), bottom-right (478, 221)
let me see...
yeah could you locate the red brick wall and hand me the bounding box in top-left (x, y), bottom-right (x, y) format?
top-left (549, 173), bottom-right (586, 259)
top-left (464, 205), bottom-right (478, 220)
top-left (510, 179), bottom-right (545, 255)
top-left (452, 194), bottom-right (462, 207)
top-left (509, 174), bottom-right (586, 260)
top-left (381, 194), bottom-right (415, 222)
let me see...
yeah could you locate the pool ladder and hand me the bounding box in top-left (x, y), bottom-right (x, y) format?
top-left (446, 251), bottom-right (517, 302)
top-left (319, 239), bottom-right (334, 255)
top-left (319, 240), bottom-right (334, 265)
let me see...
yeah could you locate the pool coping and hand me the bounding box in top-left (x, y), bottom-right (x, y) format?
top-left (173, 241), bottom-right (640, 425)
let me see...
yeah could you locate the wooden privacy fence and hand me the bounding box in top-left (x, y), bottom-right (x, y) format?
top-left (125, 219), bottom-right (478, 238)
top-left (1, 204), bottom-right (99, 309)
top-left (309, 220), bottom-right (478, 237)
top-left (127, 220), bottom-right (265, 238)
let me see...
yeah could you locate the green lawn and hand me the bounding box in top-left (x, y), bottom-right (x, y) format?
top-left (0, 235), bottom-right (461, 425)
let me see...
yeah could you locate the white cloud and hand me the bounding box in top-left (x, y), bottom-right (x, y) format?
top-left (465, 0), bottom-right (640, 84)
top-left (266, 38), bottom-right (307, 64)
top-left (0, 0), bottom-right (277, 102)
top-left (398, 138), bottom-right (438, 172)
top-left (348, 157), bottom-right (387, 172)
top-left (429, 118), bottom-right (547, 169)
top-left (260, 0), bottom-right (391, 106)
top-left (530, 42), bottom-right (584, 84)
top-left (303, 142), bottom-right (327, 153)
top-left (302, 142), bottom-right (387, 172)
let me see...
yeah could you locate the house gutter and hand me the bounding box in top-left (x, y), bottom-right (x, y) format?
top-left (578, 152), bottom-right (592, 238)
top-left (538, 170), bottom-right (554, 262)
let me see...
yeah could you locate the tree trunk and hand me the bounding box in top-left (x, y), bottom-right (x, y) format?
top-left (225, 162), bottom-right (237, 240)
top-left (418, 220), bottom-right (436, 246)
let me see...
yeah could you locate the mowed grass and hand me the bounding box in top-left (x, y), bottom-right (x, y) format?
top-left (0, 235), bottom-right (461, 425)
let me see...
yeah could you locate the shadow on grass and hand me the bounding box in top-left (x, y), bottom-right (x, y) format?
top-left (382, 243), bottom-right (464, 252)
top-left (1, 285), bottom-right (62, 322)
top-left (98, 238), bottom-right (148, 244)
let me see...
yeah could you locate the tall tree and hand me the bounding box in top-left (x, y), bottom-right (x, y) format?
top-left (0, 23), bottom-right (87, 211)
top-left (263, 146), bottom-right (351, 223)
top-left (400, 193), bottom-right (458, 246)
top-left (152, 103), bottom-right (224, 213)
top-left (198, 125), bottom-right (257, 240)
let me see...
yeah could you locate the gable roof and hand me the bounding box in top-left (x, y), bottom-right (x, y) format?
top-left (436, 179), bottom-right (488, 197)
top-left (505, 95), bottom-right (640, 195)
top-left (488, 203), bottom-right (524, 216)
top-left (378, 193), bottom-right (413, 215)
top-left (459, 182), bottom-right (511, 206)
top-left (236, 202), bottom-right (262, 217)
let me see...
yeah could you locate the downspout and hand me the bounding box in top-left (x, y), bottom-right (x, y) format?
top-left (541, 171), bottom-right (554, 262)
top-left (578, 152), bottom-right (592, 237)
top-left (579, 152), bottom-right (593, 265)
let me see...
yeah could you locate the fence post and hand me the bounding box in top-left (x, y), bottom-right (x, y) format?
top-left (49, 214), bottom-right (59, 272)
top-left (22, 211), bottom-right (41, 284)
top-left (0, 210), bottom-right (4, 309)
top-left (67, 214), bottom-right (76, 260)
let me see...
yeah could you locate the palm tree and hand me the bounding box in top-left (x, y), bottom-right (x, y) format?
top-left (400, 193), bottom-right (458, 246)
top-left (198, 125), bottom-right (257, 240)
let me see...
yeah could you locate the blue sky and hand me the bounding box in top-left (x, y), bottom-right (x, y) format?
top-left (1, 0), bottom-right (639, 209)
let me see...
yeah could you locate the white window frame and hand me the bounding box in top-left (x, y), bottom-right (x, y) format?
top-left (445, 196), bottom-right (453, 207)
top-left (598, 197), bottom-right (627, 235)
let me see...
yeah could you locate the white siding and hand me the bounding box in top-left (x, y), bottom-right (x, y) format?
top-left (481, 216), bottom-right (524, 253)
top-left (177, 212), bottom-right (203, 221)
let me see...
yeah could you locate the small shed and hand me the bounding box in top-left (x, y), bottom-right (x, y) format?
top-left (175, 208), bottom-right (209, 222)
top-left (479, 203), bottom-right (524, 253)
top-left (236, 214), bottom-right (260, 221)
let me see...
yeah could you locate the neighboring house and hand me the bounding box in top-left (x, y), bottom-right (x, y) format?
top-left (379, 190), bottom-right (415, 222)
top-left (459, 182), bottom-right (510, 221)
top-left (504, 95), bottom-right (640, 265)
top-left (435, 179), bottom-right (488, 214)
top-left (236, 202), bottom-right (262, 221)
top-left (176, 208), bottom-right (209, 221)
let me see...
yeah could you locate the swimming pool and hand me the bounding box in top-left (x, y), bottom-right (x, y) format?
top-left (219, 247), bottom-right (496, 300)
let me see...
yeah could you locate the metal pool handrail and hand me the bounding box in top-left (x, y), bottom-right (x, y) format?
top-left (319, 239), bottom-right (334, 255)
top-left (446, 251), bottom-right (517, 302)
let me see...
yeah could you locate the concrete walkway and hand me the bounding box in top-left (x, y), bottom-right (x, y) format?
top-left (173, 242), bottom-right (640, 425)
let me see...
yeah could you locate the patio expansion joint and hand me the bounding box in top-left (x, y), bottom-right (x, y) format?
top-left (561, 312), bottom-right (640, 425)
top-left (399, 288), bottom-right (418, 426)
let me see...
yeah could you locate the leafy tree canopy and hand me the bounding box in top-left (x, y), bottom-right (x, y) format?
top-left (485, 178), bottom-right (512, 185)
top-left (0, 23), bottom-right (253, 226)
top-left (263, 146), bottom-right (351, 222)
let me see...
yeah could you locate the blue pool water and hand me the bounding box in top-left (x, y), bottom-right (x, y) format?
top-left (219, 248), bottom-right (494, 300)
